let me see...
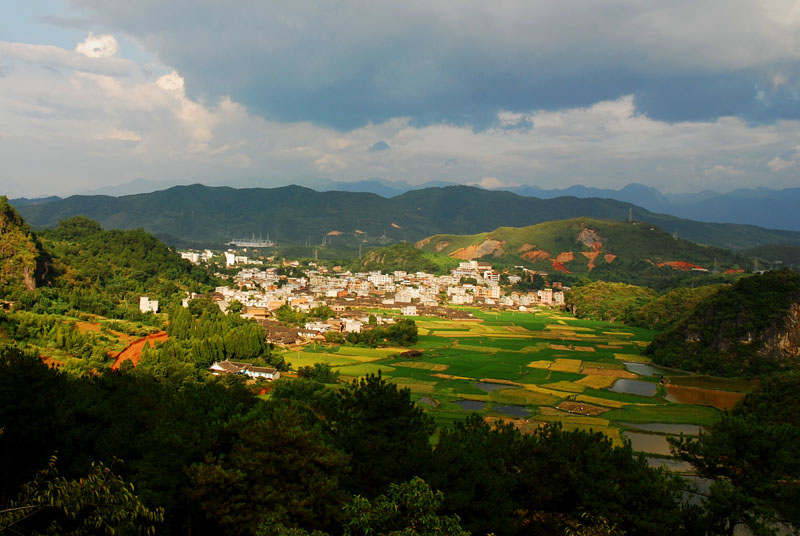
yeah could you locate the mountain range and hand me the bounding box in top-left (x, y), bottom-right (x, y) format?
top-left (19, 179), bottom-right (800, 232)
top-left (10, 184), bottom-right (800, 252)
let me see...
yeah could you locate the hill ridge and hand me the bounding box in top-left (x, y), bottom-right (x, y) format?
top-left (11, 184), bottom-right (800, 251)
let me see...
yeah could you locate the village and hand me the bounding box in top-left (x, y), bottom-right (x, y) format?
top-left (166, 250), bottom-right (569, 347)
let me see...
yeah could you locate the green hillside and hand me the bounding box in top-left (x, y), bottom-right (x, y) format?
top-left (743, 244), bottom-right (800, 267)
top-left (0, 196), bottom-right (50, 296)
top-left (14, 184), bottom-right (800, 250)
top-left (416, 218), bottom-right (747, 287)
top-left (356, 242), bottom-right (459, 274)
top-left (646, 271), bottom-right (800, 376)
top-left (4, 214), bottom-right (216, 320)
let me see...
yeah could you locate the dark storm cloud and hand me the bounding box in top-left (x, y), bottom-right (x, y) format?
top-left (66, 1), bottom-right (800, 129)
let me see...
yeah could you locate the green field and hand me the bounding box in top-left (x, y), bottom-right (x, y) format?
top-left (281, 307), bottom-right (754, 454)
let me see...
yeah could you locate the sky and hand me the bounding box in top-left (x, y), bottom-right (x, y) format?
top-left (2, 1), bottom-right (800, 198)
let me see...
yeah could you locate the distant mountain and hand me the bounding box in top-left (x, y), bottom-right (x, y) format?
top-left (77, 178), bottom-right (192, 197)
top-left (504, 183), bottom-right (800, 232)
top-left (416, 218), bottom-right (747, 287)
top-left (8, 196), bottom-right (61, 207)
top-left (743, 244), bottom-right (800, 268)
top-left (10, 184), bottom-right (800, 251)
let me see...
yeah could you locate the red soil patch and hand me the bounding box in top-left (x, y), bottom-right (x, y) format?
top-left (604, 253), bottom-right (617, 263)
top-left (657, 260), bottom-right (704, 271)
top-left (521, 249), bottom-right (551, 262)
top-left (552, 252), bottom-right (574, 273)
top-left (577, 228), bottom-right (603, 250)
top-left (725, 268), bottom-right (745, 274)
top-left (434, 241), bottom-right (450, 252)
top-left (450, 239), bottom-right (506, 259)
top-left (518, 243), bottom-right (536, 253)
top-left (581, 251), bottom-right (601, 270)
top-left (112, 331), bottom-right (168, 370)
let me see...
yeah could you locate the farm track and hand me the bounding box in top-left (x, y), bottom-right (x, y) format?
top-left (111, 331), bottom-right (168, 369)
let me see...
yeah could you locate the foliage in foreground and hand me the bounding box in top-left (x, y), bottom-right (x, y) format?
top-left (670, 373), bottom-right (800, 535)
top-left (0, 456), bottom-right (163, 536)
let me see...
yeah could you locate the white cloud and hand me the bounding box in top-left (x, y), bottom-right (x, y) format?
top-left (767, 156), bottom-right (794, 171)
top-left (156, 71), bottom-right (185, 95)
top-left (4, 39), bottom-right (800, 197)
top-left (75, 32), bottom-right (118, 58)
top-left (703, 164), bottom-right (743, 176)
top-left (479, 176), bottom-right (508, 189)
top-left (103, 128), bottom-right (142, 142)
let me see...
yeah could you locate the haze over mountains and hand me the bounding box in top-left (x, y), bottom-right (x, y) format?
top-left (11, 184), bottom-right (800, 253)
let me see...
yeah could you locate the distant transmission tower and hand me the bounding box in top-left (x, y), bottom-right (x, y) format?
top-left (627, 208), bottom-right (633, 224)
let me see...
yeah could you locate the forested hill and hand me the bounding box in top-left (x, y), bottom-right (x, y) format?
top-left (0, 196), bottom-right (50, 294)
top-left (2, 214), bottom-right (216, 319)
top-left (646, 270), bottom-right (800, 376)
top-left (13, 184), bottom-right (800, 250)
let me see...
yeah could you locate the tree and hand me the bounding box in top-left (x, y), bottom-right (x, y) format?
top-left (297, 363), bottom-right (340, 384)
top-left (0, 456), bottom-right (163, 536)
top-left (385, 318), bottom-right (418, 346)
top-left (266, 478), bottom-right (468, 536)
top-left (670, 414), bottom-right (800, 535)
top-left (227, 299), bottom-right (244, 314)
top-left (332, 373), bottom-right (435, 497)
top-left (342, 477), bottom-right (469, 536)
top-left (187, 405), bottom-right (348, 536)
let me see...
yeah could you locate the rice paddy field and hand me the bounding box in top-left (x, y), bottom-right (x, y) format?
top-left (282, 308), bottom-right (754, 459)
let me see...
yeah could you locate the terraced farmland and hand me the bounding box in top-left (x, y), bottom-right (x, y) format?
top-left (283, 308), bottom-right (754, 457)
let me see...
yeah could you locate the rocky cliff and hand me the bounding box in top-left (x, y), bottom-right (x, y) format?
top-left (0, 196), bottom-right (49, 295)
top-left (646, 271), bottom-right (800, 376)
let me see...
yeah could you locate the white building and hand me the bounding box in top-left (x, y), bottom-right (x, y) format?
top-left (180, 251), bottom-right (200, 263)
top-left (139, 296), bottom-right (159, 313)
top-left (401, 305), bottom-right (418, 316)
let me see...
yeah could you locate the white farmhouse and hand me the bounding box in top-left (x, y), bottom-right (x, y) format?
top-left (139, 296), bottom-right (159, 314)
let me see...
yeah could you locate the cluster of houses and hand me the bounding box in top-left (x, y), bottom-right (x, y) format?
top-left (170, 258), bottom-right (565, 343)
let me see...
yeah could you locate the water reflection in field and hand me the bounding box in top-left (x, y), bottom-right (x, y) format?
top-left (455, 399), bottom-right (487, 411)
top-left (620, 422), bottom-right (707, 435)
top-left (492, 404), bottom-right (530, 418)
top-left (664, 385), bottom-right (745, 410)
top-left (624, 362), bottom-right (684, 377)
top-left (476, 382), bottom-right (510, 392)
top-left (623, 431), bottom-right (673, 456)
top-left (610, 379), bottom-right (657, 396)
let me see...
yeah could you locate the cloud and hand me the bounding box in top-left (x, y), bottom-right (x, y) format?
top-left (66, 1), bottom-right (800, 129)
top-left (4, 38), bottom-right (800, 198)
top-left (75, 32), bottom-right (118, 58)
top-left (478, 177), bottom-right (507, 189)
top-left (703, 164), bottom-right (743, 176)
top-left (767, 156), bottom-right (794, 171)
